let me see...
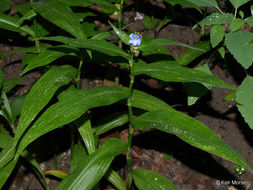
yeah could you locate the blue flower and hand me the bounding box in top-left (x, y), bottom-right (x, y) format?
top-left (128, 33), bottom-right (142, 46)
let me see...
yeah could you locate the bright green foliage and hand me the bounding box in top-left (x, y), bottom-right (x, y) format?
top-left (187, 0), bottom-right (219, 8)
top-left (143, 16), bottom-right (159, 30)
top-left (0, 0), bottom-right (10, 13)
top-left (132, 110), bottom-right (253, 173)
top-left (133, 61), bottom-right (235, 89)
top-left (56, 138), bottom-right (127, 190)
top-left (132, 169), bottom-right (178, 190)
top-left (2, 78), bottom-right (24, 93)
top-left (230, 18), bottom-right (245, 32)
top-left (177, 41), bottom-right (211, 66)
top-left (105, 168), bottom-right (127, 190)
top-left (229, 0), bottom-right (250, 9)
top-left (225, 31), bottom-right (253, 69)
top-left (32, 0), bottom-right (86, 40)
top-left (236, 76), bottom-right (253, 129)
top-left (200, 13), bottom-right (233, 25)
top-left (109, 21), bottom-right (130, 45)
top-left (210, 25), bottom-right (224, 48)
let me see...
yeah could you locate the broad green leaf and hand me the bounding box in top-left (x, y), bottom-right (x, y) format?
top-left (229, 0), bottom-right (250, 9)
top-left (184, 82), bottom-right (209, 106)
top-left (109, 21), bottom-right (130, 45)
top-left (177, 41), bottom-right (211, 66)
top-left (132, 110), bottom-right (253, 173)
top-left (218, 47), bottom-right (225, 59)
top-left (91, 32), bottom-right (112, 40)
top-left (21, 45), bottom-right (77, 74)
top-left (187, 0), bottom-right (219, 8)
top-left (40, 36), bottom-right (130, 59)
top-left (105, 168), bottom-right (126, 190)
top-left (85, 0), bottom-right (118, 13)
top-left (56, 138), bottom-right (127, 190)
top-left (224, 90), bottom-right (236, 101)
top-left (200, 13), bottom-right (233, 25)
top-left (162, 0), bottom-right (201, 12)
top-left (230, 18), bottom-right (244, 32)
top-left (245, 16), bottom-right (253, 27)
top-left (81, 22), bottom-right (100, 38)
top-left (0, 13), bottom-right (34, 36)
top-left (70, 138), bottom-right (88, 173)
top-left (14, 65), bottom-right (77, 144)
top-left (225, 31), bottom-right (253, 69)
top-left (1, 91), bottom-right (13, 124)
top-left (132, 169), bottom-right (178, 190)
top-left (57, 0), bottom-right (92, 7)
top-left (32, 0), bottom-right (86, 40)
top-left (0, 159), bottom-right (18, 189)
top-left (17, 10), bottom-right (37, 26)
top-left (139, 38), bottom-right (202, 52)
top-left (133, 61), bottom-right (235, 89)
top-left (94, 112), bottom-right (129, 135)
top-left (77, 117), bottom-right (96, 155)
top-left (14, 3), bottom-right (31, 15)
top-left (2, 77), bottom-right (24, 93)
top-left (143, 16), bottom-right (159, 30)
top-left (131, 89), bottom-right (172, 111)
top-left (236, 76), bottom-right (253, 129)
top-left (210, 25), bottom-right (224, 48)
top-left (15, 86), bottom-right (129, 156)
top-left (10, 95), bottom-right (26, 124)
top-left (0, 0), bottom-right (10, 13)
top-left (0, 125), bottom-right (12, 149)
top-left (44, 170), bottom-right (68, 179)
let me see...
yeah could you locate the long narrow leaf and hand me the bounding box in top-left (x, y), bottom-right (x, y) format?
top-left (133, 61), bottom-right (235, 89)
top-left (132, 110), bottom-right (253, 173)
top-left (56, 138), bottom-right (127, 190)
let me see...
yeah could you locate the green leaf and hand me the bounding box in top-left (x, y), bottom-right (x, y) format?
top-left (156, 16), bottom-right (172, 32)
top-left (0, 159), bottom-right (18, 189)
top-left (2, 77), bottom-right (24, 93)
top-left (200, 13), bottom-right (233, 25)
top-left (245, 16), bottom-right (253, 27)
top-left (0, 13), bottom-right (34, 36)
top-left (210, 25), bottom-right (224, 48)
top-left (229, 0), bottom-right (250, 9)
top-left (133, 61), bottom-right (235, 89)
top-left (56, 138), bottom-right (127, 190)
top-left (105, 168), bottom-right (126, 190)
top-left (177, 41), bottom-right (211, 66)
top-left (143, 16), bottom-right (159, 30)
top-left (85, 0), bottom-right (118, 14)
top-left (77, 116), bottom-right (96, 155)
top-left (132, 110), bottom-right (253, 173)
top-left (132, 169), bottom-right (178, 190)
top-left (187, 0), bottom-right (219, 8)
top-left (70, 138), bottom-right (88, 173)
top-left (0, 0), bottom-right (10, 13)
top-left (218, 46), bottom-right (225, 59)
top-left (109, 21), bottom-right (130, 45)
top-left (14, 65), bottom-right (77, 145)
top-left (162, 0), bottom-right (201, 13)
top-left (57, 0), bottom-right (92, 7)
top-left (131, 89), bottom-right (172, 111)
top-left (10, 95), bottom-right (26, 124)
top-left (91, 32), bottom-right (112, 40)
top-left (16, 10), bottom-right (37, 26)
top-left (236, 76), bottom-right (253, 129)
top-left (40, 36), bottom-right (130, 59)
top-left (21, 45), bottom-right (77, 75)
top-left (0, 125), bottom-right (12, 149)
top-left (230, 18), bottom-right (244, 32)
top-left (15, 86), bottom-right (129, 156)
top-left (32, 0), bottom-right (86, 40)
top-left (94, 112), bottom-right (129, 135)
top-left (224, 90), bottom-right (236, 101)
top-left (184, 82), bottom-right (209, 106)
top-left (225, 31), bottom-right (253, 69)
top-left (139, 38), bottom-right (202, 52)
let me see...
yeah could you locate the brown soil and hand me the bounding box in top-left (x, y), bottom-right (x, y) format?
top-left (1, 1), bottom-right (253, 190)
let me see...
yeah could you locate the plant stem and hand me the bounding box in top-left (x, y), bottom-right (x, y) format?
top-left (126, 55), bottom-right (134, 190)
top-left (77, 59), bottom-right (83, 89)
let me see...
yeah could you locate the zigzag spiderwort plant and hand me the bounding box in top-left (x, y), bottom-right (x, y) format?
top-left (0, 0), bottom-right (253, 189)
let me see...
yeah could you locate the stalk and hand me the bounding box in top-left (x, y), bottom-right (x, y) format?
top-left (126, 55), bottom-right (134, 189)
top-left (77, 59), bottom-right (83, 89)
